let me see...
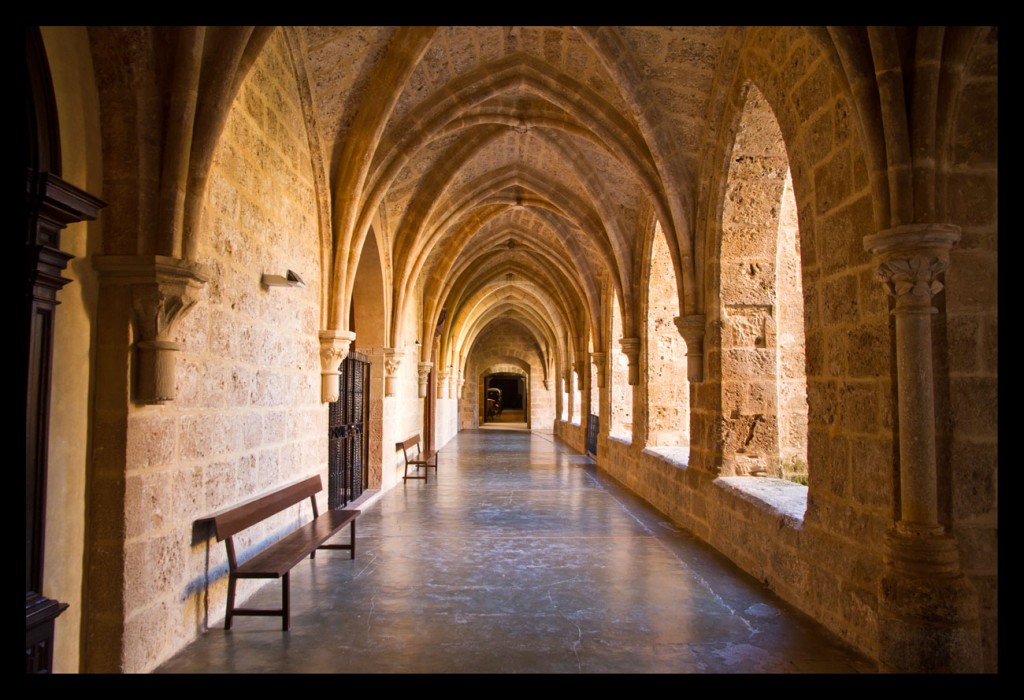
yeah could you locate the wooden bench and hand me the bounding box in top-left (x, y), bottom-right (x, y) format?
top-left (397, 434), bottom-right (438, 482)
top-left (197, 475), bottom-right (359, 631)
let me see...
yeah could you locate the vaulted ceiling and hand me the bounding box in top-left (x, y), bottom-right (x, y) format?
top-left (300, 26), bottom-right (727, 375)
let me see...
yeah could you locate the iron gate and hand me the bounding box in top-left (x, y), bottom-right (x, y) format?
top-left (586, 414), bottom-right (599, 457)
top-left (328, 350), bottom-right (369, 509)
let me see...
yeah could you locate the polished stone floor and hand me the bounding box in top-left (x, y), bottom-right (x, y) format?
top-left (155, 429), bottom-right (876, 674)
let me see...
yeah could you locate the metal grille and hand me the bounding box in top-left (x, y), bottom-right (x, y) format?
top-left (586, 414), bottom-right (599, 457)
top-left (329, 350), bottom-right (369, 509)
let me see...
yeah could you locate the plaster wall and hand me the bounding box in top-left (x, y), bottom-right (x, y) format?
top-left (41, 26), bottom-right (105, 674)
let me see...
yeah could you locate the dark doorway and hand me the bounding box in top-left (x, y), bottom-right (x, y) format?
top-left (486, 373), bottom-right (523, 410)
top-left (328, 351), bottom-right (369, 508)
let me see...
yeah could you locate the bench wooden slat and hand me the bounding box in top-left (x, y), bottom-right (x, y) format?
top-left (206, 475), bottom-right (322, 541)
top-left (235, 509), bottom-right (360, 578)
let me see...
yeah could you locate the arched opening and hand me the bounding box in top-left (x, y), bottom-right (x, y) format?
top-left (349, 226), bottom-right (387, 490)
top-left (482, 370), bottom-right (528, 426)
top-left (610, 294), bottom-right (632, 441)
top-left (645, 219), bottom-right (688, 448)
top-left (717, 84), bottom-right (808, 484)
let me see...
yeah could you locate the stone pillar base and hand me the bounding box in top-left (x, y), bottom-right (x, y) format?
top-left (878, 529), bottom-right (981, 673)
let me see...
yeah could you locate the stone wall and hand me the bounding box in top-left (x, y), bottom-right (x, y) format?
top-left (941, 27), bottom-right (998, 671)
top-left (117, 31), bottom-right (328, 672)
top-left (596, 26), bottom-right (892, 662)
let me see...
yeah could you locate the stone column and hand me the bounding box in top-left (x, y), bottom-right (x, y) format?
top-left (92, 256), bottom-right (207, 404)
top-left (318, 330), bottom-right (356, 403)
top-left (417, 362), bottom-right (433, 399)
top-left (437, 370), bottom-right (449, 399)
top-left (382, 348), bottom-right (401, 397)
top-left (863, 223), bottom-right (980, 673)
top-left (573, 356), bottom-right (586, 391)
top-left (674, 314), bottom-right (706, 381)
top-left (619, 337), bottom-right (641, 385)
top-left (591, 352), bottom-right (607, 388)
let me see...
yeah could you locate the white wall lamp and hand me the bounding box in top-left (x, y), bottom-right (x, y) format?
top-left (261, 270), bottom-right (305, 288)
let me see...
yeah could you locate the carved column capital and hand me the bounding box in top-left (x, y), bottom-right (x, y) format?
top-left (417, 361), bottom-right (433, 398)
top-left (864, 224), bottom-right (960, 312)
top-left (619, 337), bottom-right (641, 386)
top-left (318, 330), bottom-right (356, 403)
top-left (437, 370), bottom-right (450, 399)
top-left (674, 314), bottom-right (706, 381)
top-left (93, 255), bottom-right (208, 404)
top-left (382, 347), bottom-right (402, 396)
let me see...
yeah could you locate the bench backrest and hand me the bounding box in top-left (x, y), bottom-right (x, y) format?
top-left (397, 435), bottom-right (421, 455)
top-left (203, 475), bottom-right (322, 542)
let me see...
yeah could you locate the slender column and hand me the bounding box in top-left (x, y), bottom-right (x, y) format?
top-left (318, 330), bottom-right (356, 403)
top-left (382, 348), bottom-right (401, 397)
top-left (864, 223), bottom-right (980, 673)
top-left (417, 362), bottom-right (433, 399)
top-left (674, 315), bottom-right (706, 382)
top-left (573, 356), bottom-right (586, 391)
top-left (865, 224), bottom-right (957, 534)
top-left (619, 337), bottom-right (641, 385)
top-left (591, 352), bottom-right (607, 388)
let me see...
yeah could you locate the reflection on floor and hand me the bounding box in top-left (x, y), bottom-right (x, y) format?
top-left (481, 408), bottom-right (527, 430)
top-left (155, 429), bottom-right (876, 674)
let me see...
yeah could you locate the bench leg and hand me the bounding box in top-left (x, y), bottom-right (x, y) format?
top-left (225, 574), bottom-right (237, 630)
top-left (282, 572), bottom-right (290, 631)
top-left (350, 521), bottom-right (356, 559)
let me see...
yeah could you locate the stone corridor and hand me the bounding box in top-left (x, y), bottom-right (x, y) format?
top-left (155, 430), bottom-right (873, 674)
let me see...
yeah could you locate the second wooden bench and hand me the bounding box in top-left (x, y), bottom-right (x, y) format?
top-left (397, 434), bottom-right (438, 482)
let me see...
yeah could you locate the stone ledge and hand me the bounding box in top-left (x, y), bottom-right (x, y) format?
top-left (643, 446), bottom-right (690, 469)
top-left (714, 476), bottom-right (808, 524)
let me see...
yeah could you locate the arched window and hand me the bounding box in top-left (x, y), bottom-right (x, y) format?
top-left (609, 294), bottom-right (632, 440)
top-left (645, 220), bottom-right (688, 448)
top-left (717, 85), bottom-right (808, 485)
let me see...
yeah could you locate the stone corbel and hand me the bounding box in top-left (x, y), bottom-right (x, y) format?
top-left (619, 337), bottom-right (641, 385)
top-left (590, 352), bottom-right (607, 388)
top-left (417, 362), bottom-right (433, 398)
top-left (93, 255), bottom-right (208, 404)
top-left (318, 330), bottom-right (357, 403)
top-left (674, 315), bottom-right (706, 382)
top-left (457, 374), bottom-right (466, 400)
top-left (382, 348), bottom-right (402, 397)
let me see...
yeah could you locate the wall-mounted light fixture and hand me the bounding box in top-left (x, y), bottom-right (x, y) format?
top-left (415, 339), bottom-right (422, 346)
top-left (261, 270), bottom-right (305, 288)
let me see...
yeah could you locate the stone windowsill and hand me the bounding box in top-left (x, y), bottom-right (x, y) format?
top-left (714, 476), bottom-right (808, 525)
top-left (608, 433), bottom-right (633, 446)
top-left (642, 445), bottom-right (690, 469)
